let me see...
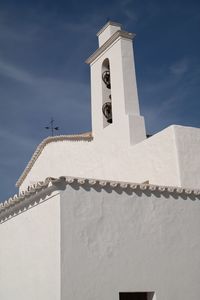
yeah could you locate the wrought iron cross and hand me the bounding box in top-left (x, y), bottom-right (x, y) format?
top-left (45, 117), bottom-right (59, 136)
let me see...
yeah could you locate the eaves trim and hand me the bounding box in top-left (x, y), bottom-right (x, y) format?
top-left (1, 176), bottom-right (200, 223)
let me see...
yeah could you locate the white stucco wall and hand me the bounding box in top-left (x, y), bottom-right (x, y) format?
top-left (60, 183), bottom-right (200, 300)
top-left (174, 125), bottom-right (200, 188)
top-left (0, 192), bottom-right (61, 300)
top-left (1, 178), bottom-right (200, 299)
top-left (20, 125), bottom-right (182, 192)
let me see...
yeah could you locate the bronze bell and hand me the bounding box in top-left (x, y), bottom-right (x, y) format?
top-left (102, 70), bottom-right (111, 89)
top-left (102, 102), bottom-right (112, 123)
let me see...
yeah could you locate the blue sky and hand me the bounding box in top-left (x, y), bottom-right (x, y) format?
top-left (0, 0), bottom-right (200, 201)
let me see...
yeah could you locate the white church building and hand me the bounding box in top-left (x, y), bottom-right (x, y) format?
top-left (0, 21), bottom-right (200, 300)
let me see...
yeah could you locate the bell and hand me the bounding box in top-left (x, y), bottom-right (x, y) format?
top-left (102, 70), bottom-right (111, 89)
top-left (102, 102), bottom-right (112, 123)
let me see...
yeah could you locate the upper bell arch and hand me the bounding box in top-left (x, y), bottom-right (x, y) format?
top-left (102, 58), bottom-right (113, 127)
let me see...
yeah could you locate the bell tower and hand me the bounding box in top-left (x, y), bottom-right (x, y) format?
top-left (86, 21), bottom-right (146, 145)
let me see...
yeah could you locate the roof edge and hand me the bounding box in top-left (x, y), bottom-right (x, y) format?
top-left (16, 133), bottom-right (93, 188)
top-left (1, 175), bottom-right (200, 223)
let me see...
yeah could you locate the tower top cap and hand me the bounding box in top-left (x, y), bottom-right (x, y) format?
top-left (96, 21), bottom-right (122, 47)
top-left (96, 21), bottom-right (122, 36)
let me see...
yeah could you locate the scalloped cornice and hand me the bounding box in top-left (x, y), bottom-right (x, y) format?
top-left (1, 176), bottom-right (200, 223)
top-left (16, 132), bottom-right (93, 188)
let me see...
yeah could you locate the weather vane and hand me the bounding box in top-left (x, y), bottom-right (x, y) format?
top-left (45, 117), bottom-right (59, 136)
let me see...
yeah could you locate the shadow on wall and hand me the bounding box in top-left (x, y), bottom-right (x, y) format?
top-left (68, 179), bottom-right (200, 201)
top-left (1, 178), bottom-right (199, 224)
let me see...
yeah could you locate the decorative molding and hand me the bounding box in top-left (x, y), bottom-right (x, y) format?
top-left (16, 132), bottom-right (93, 188)
top-left (0, 177), bottom-right (54, 223)
top-left (85, 30), bottom-right (135, 65)
top-left (1, 176), bottom-right (200, 223)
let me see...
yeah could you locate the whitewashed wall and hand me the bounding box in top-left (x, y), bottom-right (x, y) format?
top-left (19, 125), bottom-right (179, 191)
top-left (60, 183), bottom-right (200, 300)
top-left (174, 125), bottom-right (200, 188)
top-left (20, 124), bottom-right (200, 192)
top-left (1, 181), bottom-right (200, 300)
top-left (0, 192), bottom-right (60, 300)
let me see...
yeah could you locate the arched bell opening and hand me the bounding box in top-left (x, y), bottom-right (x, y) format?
top-left (102, 58), bottom-right (113, 128)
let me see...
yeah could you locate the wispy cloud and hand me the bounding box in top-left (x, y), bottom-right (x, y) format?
top-left (169, 59), bottom-right (189, 76)
top-left (139, 59), bottom-right (194, 133)
top-left (120, 0), bottom-right (139, 24)
top-left (120, 0), bottom-right (161, 26)
top-left (0, 59), bottom-right (34, 84)
top-left (123, 10), bottom-right (138, 22)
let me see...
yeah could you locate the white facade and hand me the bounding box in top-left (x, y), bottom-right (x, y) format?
top-left (1, 21), bottom-right (200, 300)
top-left (61, 183), bottom-right (200, 300)
top-left (0, 190), bottom-right (61, 300)
top-left (1, 178), bottom-right (200, 300)
top-left (18, 124), bottom-right (200, 192)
